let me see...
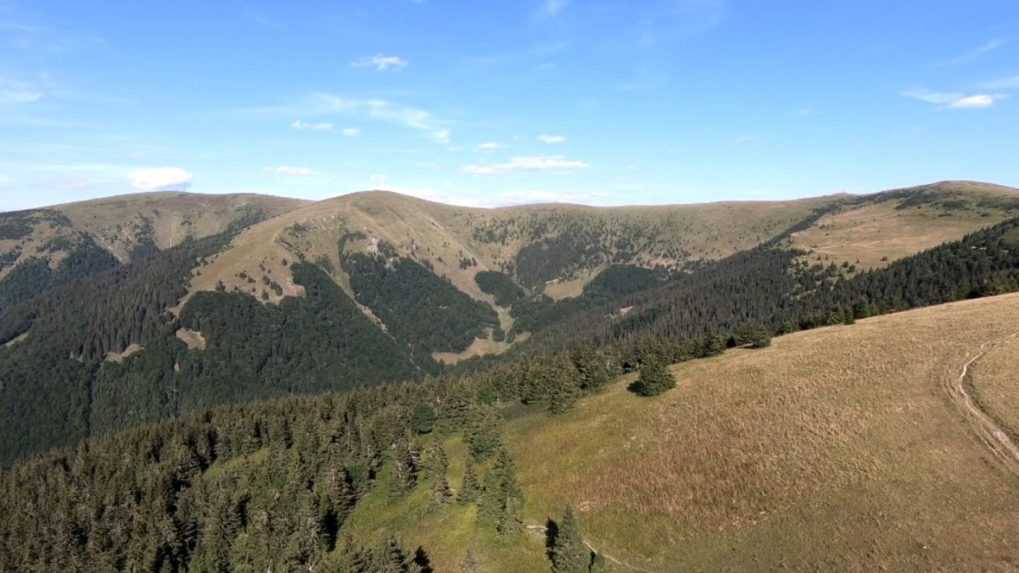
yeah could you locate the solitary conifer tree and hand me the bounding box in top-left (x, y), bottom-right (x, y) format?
top-left (551, 505), bottom-right (591, 573)
top-left (631, 353), bottom-right (676, 397)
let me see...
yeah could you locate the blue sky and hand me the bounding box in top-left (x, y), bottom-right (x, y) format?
top-left (1, 0), bottom-right (1017, 211)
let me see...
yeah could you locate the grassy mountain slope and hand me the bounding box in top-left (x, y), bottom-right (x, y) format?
top-left (187, 190), bottom-right (842, 304)
top-left (364, 292), bottom-right (1019, 571)
top-left (0, 192), bottom-right (306, 310)
top-left (4, 279), bottom-right (1019, 570)
top-left (791, 181), bottom-right (1019, 270)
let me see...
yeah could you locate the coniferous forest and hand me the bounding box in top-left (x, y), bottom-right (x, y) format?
top-left (2, 204), bottom-right (1019, 570)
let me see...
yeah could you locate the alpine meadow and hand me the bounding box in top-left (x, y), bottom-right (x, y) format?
top-left (2, 1), bottom-right (1019, 572)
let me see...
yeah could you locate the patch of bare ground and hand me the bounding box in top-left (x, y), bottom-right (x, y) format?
top-left (104, 343), bottom-right (144, 363)
top-left (507, 293), bottom-right (1019, 571)
top-left (432, 330), bottom-right (530, 365)
top-left (175, 328), bottom-right (207, 351)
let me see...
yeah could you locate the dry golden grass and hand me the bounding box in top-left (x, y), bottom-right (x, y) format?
top-left (969, 338), bottom-right (1019, 440)
top-left (543, 267), bottom-right (602, 300)
top-left (432, 331), bottom-right (530, 365)
top-left (791, 185), bottom-right (1018, 270)
top-left (506, 293), bottom-right (1019, 571)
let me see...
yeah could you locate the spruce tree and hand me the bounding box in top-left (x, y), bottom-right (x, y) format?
top-left (630, 353), bottom-right (676, 397)
top-left (390, 440), bottom-right (418, 497)
top-left (551, 505), bottom-right (590, 573)
top-left (457, 459), bottom-right (481, 503)
top-left (747, 325), bottom-right (771, 349)
top-left (412, 403), bottom-right (436, 435)
top-left (480, 447), bottom-right (524, 535)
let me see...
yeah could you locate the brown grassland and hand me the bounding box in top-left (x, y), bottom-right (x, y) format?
top-left (969, 338), bottom-right (1019, 443)
top-left (791, 200), bottom-right (1013, 270)
top-left (504, 292), bottom-right (1019, 571)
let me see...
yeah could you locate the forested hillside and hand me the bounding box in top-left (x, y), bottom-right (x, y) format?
top-left (2, 182), bottom-right (1018, 468)
top-left (4, 240), bottom-right (1019, 570)
top-left (0, 192), bottom-right (305, 311)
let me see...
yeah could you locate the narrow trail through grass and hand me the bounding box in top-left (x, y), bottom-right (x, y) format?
top-left (948, 332), bottom-right (1019, 475)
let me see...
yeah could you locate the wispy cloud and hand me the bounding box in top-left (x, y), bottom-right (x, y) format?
top-left (245, 93), bottom-right (451, 144)
top-left (477, 142), bottom-right (502, 151)
top-left (352, 54), bottom-right (408, 71)
top-left (129, 167), bottom-right (193, 192)
top-left (901, 89), bottom-right (1003, 109)
top-left (537, 134), bottom-right (567, 144)
top-left (539, 0), bottom-right (570, 18)
top-left (271, 165), bottom-right (315, 177)
top-left (463, 155), bottom-right (589, 175)
top-left (290, 119), bottom-right (333, 131)
top-left (342, 127), bottom-right (361, 137)
top-left (939, 38), bottom-right (1006, 66)
top-left (0, 77), bottom-right (43, 105)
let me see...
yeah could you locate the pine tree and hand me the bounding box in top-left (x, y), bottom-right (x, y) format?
top-left (457, 459), bottom-right (481, 503)
top-left (747, 325), bottom-right (772, 348)
top-left (630, 353), bottom-right (676, 397)
top-left (378, 536), bottom-right (410, 573)
top-left (412, 403), bottom-right (436, 435)
top-left (466, 407), bottom-right (502, 463)
top-left (572, 347), bottom-right (611, 392)
top-left (480, 447), bottom-right (523, 536)
top-left (390, 440), bottom-right (418, 497)
top-left (551, 505), bottom-right (590, 573)
top-left (422, 440), bottom-right (449, 481)
top-left (431, 474), bottom-right (453, 505)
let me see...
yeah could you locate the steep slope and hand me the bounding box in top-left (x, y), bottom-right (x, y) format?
top-left (0, 192), bottom-right (306, 310)
top-left (496, 293), bottom-right (1019, 571)
top-left (184, 191), bottom-right (843, 364)
top-left (2, 181), bottom-right (1018, 468)
top-left (7, 292), bottom-right (1018, 572)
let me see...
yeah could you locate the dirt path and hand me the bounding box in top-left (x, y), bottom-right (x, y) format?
top-left (945, 333), bottom-right (1019, 476)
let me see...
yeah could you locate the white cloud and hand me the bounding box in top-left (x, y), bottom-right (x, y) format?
top-left (352, 54), bottom-right (408, 71)
top-left (940, 38), bottom-right (1006, 66)
top-left (129, 167), bottom-right (193, 192)
top-left (463, 155), bottom-right (589, 176)
top-left (272, 166), bottom-right (315, 177)
top-left (949, 94), bottom-right (999, 109)
top-left (0, 78), bottom-right (43, 105)
top-left (478, 142), bottom-right (502, 151)
top-left (537, 134), bottom-right (567, 144)
top-left (540, 0), bottom-right (569, 18)
top-left (291, 119), bottom-right (333, 131)
top-left (901, 89), bottom-right (1002, 109)
top-left (342, 127), bottom-right (361, 137)
top-left (245, 93), bottom-right (451, 144)
top-left (313, 94), bottom-right (449, 143)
